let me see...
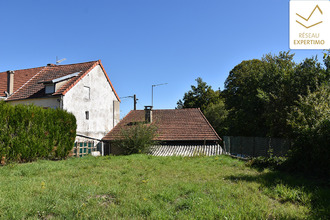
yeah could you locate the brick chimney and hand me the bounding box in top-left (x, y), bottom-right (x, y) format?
top-left (7, 70), bottom-right (14, 95)
top-left (144, 106), bottom-right (153, 123)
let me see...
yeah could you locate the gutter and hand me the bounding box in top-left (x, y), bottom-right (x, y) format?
top-left (76, 134), bottom-right (104, 156)
top-left (76, 134), bottom-right (103, 142)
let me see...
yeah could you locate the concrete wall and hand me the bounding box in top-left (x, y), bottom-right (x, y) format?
top-left (63, 64), bottom-right (120, 141)
top-left (8, 97), bottom-right (60, 109)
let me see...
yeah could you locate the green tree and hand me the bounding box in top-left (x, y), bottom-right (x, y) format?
top-left (223, 59), bottom-right (268, 136)
top-left (203, 100), bottom-right (228, 136)
top-left (223, 51), bottom-right (328, 137)
top-left (177, 77), bottom-right (228, 136)
top-left (286, 83), bottom-right (330, 177)
top-left (177, 77), bottom-right (221, 112)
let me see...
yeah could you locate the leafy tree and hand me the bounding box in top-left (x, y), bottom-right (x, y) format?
top-left (223, 59), bottom-right (268, 136)
top-left (177, 77), bottom-right (221, 112)
top-left (256, 52), bottom-right (296, 137)
top-left (203, 100), bottom-right (228, 136)
top-left (223, 51), bottom-right (328, 137)
top-left (286, 83), bottom-right (330, 177)
top-left (176, 77), bottom-right (228, 136)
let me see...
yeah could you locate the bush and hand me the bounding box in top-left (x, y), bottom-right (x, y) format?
top-left (0, 101), bottom-right (76, 163)
top-left (286, 84), bottom-right (330, 178)
top-left (112, 122), bottom-right (158, 155)
top-left (247, 156), bottom-right (287, 171)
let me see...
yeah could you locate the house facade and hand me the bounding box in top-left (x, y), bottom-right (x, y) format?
top-left (0, 60), bottom-right (120, 142)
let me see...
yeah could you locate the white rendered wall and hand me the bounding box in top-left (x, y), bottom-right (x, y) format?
top-left (8, 97), bottom-right (60, 109)
top-left (63, 65), bottom-right (120, 141)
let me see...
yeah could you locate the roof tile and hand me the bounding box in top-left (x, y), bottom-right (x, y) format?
top-left (102, 108), bottom-right (221, 142)
top-left (0, 60), bottom-right (120, 101)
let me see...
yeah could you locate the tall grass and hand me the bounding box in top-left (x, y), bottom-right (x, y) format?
top-left (0, 155), bottom-right (328, 219)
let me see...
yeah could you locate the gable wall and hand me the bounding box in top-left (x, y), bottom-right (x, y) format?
top-left (62, 65), bottom-right (120, 140)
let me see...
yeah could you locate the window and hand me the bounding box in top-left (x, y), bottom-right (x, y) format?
top-left (85, 111), bottom-right (89, 120)
top-left (84, 86), bottom-right (90, 100)
top-left (45, 84), bottom-right (55, 94)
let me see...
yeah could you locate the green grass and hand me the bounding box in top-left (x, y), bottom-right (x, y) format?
top-left (0, 155), bottom-right (329, 219)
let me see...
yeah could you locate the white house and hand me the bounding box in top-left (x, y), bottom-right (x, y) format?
top-left (0, 60), bottom-right (120, 142)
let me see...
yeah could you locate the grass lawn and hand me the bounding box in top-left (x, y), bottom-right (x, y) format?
top-left (0, 155), bottom-right (329, 219)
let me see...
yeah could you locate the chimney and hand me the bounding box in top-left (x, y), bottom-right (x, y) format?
top-left (7, 70), bottom-right (14, 95)
top-left (144, 106), bottom-right (153, 123)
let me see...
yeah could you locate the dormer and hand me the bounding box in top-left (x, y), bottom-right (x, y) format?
top-left (38, 72), bottom-right (80, 95)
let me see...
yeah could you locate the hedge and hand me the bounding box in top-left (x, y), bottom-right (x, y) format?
top-left (0, 101), bottom-right (77, 163)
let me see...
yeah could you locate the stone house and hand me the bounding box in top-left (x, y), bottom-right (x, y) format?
top-left (0, 60), bottom-right (120, 142)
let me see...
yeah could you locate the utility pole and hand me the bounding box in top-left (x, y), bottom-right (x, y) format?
top-left (120, 94), bottom-right (138, 110)
top-left (133, 94), bottom-right (137, 110)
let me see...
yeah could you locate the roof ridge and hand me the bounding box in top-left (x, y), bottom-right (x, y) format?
top-left (61, 60), bottom-right (100, 96)
top-left (8, 66), bottom-right (48, 99)
top-left (54, 60), bottom-right (98, 67)
top-left (197, 108), bottom-right (222, 141)
top-left (98, 60), bottom-right (121, 102)
top-left (0, 61), bottom-right (98, 73)
top-left (0, 66), bottom-right (45, 74)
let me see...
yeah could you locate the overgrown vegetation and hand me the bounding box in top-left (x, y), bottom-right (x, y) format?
top-left (177, 51), bottom-right (329, 138)
top-left (247, 156), bottom-right (287, 171)
top-left (286, 83), bottom-right (330, 177)
top-left (0, 101), bottom-right (76, 163)
top-left (177, 50), bottom-right (330, 178)
top-left (112, 122), bottom-right (158, 155)
top-left (1, 155), bottom-right (329, 219)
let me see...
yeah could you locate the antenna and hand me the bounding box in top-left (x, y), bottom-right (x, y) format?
top-left (151, 83), bottom-right (168, 107)
top-left (56, 57), bottom-right (66, 65)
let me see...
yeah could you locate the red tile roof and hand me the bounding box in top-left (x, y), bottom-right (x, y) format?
top-left (0, 67), bottom-right (44, 98)
top-left (102, 108), bottom-right (221, 142)
top-left (0, 60), bottom-right (120, 102)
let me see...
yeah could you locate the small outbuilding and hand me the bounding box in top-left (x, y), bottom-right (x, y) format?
top-left (102, 107), bottom-right (224, 156)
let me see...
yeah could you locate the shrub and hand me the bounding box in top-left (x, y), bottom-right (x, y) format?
top-left (286, 84), bottom-right (330, 178)
top-left (112, 122), bottom-right (158, 155)
top-left (0, 101), bottom-right (76, 163)
top-left (247, 156), bottom-right (287, 171)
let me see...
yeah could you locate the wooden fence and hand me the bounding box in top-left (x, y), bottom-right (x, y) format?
top-left (149, 145), bottom-right (224, 157)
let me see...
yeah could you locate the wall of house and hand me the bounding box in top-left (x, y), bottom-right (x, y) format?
top-left (63, 65), bottom-right (120, 141)
top-left (8, 97), bottom-right (60, 109)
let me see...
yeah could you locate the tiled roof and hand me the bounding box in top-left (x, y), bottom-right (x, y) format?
top-left (0, 67), bottom-right (44, 98)
top-left (0, 60), bottom-right (120, 102)
top-left (102, 108), bottom-right (221, 142)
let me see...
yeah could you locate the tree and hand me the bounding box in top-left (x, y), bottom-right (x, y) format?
top-left (177, 77), bottom-right (228, 137)
top-left (223, 59), bottom-right (268, 136)
top-left (177, 77), bottom-right (221, 112)
top-left (203, 100), bottom-right (228, 136)
top-left (223, 51), bottom-right (328, 137)
top-left (286, 83), bottom-right (330, 177)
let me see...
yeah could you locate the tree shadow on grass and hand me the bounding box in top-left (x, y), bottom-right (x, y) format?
top-left (225, 171), bottom-right (330, 219)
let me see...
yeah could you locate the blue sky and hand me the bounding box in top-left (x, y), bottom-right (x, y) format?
top-left (0, 0), bottom-right (326, 118)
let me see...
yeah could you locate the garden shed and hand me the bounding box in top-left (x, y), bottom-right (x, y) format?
top-left (102, 107), bottom-right (224, 156)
